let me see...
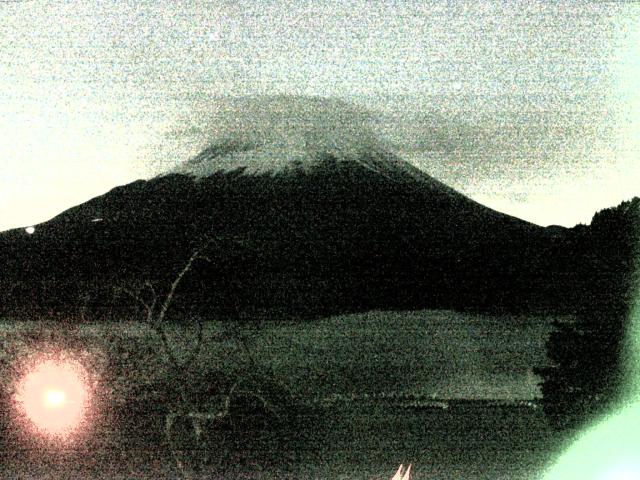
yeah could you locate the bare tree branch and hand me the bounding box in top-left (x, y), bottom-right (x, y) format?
top-left (154, 324), bottom-right (182, 370)
top-left (150, 247), bottom-right (211, 371)
top-left (118, 282), bottom-right (157, 323)
top-left (164, 380), bottom-right (239, 479)
top-left (116, 235), bottom-right (288, 479)
top-left (156, 248), bottom-right (208, 325)
top-left (179, 320), bottom-right (204, 370)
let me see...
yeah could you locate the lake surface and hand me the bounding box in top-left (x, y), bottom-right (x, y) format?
top-left (231, 309), bottom-right (561, 400)
top-left (0, 310), bottom-right (571, 478)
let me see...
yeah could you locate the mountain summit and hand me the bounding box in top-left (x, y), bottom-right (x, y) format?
top-left (172, 96), bottom-right (389, 177)
top-left (0, 97), bottom-right (573, 321)
top-left (170, 96), bottom-right (508, 215)
top-left (171, 96), bottom-right (455, 194)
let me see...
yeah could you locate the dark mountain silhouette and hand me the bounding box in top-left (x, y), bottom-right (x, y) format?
top-left (0, 98), bottom-right (625, 322)
top-left (0, 157), bottom-right (571, 321)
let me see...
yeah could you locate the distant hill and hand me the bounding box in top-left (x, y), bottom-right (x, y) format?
top-left (0, 98), bottom-right (632, 322)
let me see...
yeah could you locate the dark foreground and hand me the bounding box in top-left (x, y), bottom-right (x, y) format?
top-left (0, 402), bottom-right (567, 479)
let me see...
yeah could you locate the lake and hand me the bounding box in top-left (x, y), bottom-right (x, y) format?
top-left (0, 310), bottom-right (572, 478)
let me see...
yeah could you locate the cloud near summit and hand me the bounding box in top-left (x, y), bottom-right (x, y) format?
top-left (157, 96), bottom-right (392, 176)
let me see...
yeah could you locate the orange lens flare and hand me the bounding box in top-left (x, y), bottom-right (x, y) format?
top-left (16, 359), bottom-right (88, 437)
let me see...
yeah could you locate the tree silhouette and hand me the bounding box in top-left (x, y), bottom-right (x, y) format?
top-left (117, 237), bottom-right (302, 478)
top-left (536, 198), bottom-right (640, 429)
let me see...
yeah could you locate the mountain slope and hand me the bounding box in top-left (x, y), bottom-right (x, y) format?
top-left (0, 98), bottom-right (575, 321)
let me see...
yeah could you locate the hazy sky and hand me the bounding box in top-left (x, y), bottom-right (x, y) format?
top-left (1, 0), bottom-right (638, 231)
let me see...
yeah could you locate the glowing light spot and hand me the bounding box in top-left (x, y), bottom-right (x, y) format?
top-left (16, 359), bottom-right (89, 437)
top-left (44, 389), bottom-right (67, 408)
top-left (25, 226), bottom-right (35, 234)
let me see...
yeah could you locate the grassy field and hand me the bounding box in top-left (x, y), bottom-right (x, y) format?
top-left (0, 310), bottom-right (573, 478)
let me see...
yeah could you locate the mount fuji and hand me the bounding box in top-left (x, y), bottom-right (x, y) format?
top-left (0, 97), bottom-right (579, 321)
